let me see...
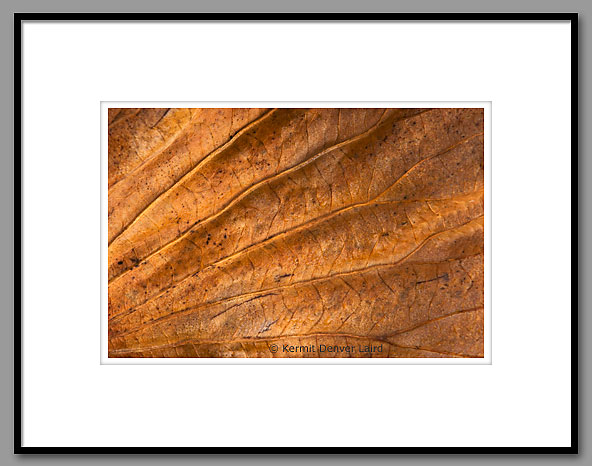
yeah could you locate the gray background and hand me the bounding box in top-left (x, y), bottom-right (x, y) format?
top-left (2, 0), bottom-right (587, 464)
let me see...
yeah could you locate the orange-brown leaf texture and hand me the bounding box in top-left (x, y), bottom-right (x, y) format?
top-left (108, 107), bottom-right (485, 358)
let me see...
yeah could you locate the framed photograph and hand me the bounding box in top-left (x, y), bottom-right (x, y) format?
top-left (15, 13), bottom-right (577, 452)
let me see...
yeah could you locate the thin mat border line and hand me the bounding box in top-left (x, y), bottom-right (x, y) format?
top-left (14, 13), bottom-right (578, 454)
top-left (99, 100), bottom-right (492, 366)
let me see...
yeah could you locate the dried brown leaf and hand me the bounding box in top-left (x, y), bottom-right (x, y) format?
top-left (108, 107), bottom-right (485, 358)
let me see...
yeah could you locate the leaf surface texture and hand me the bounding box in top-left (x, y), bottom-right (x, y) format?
top-left (108, 107), bottom-right (485, 358)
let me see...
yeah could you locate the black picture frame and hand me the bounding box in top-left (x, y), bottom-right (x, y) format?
top-left (13, 12), bottom-right (579, 454)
